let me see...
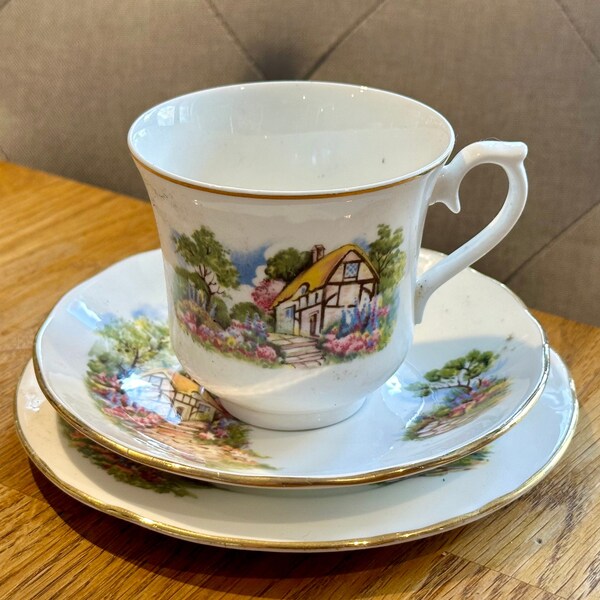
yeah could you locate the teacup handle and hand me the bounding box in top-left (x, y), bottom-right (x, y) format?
top-left (414, 140), bottom-right (528, 323)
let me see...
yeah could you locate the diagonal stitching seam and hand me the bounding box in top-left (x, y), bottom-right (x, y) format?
top-left (505, 198), bottom-right (600, 283)
top-left (204, 0), bottom-right (265, 80)
top-left (302, 0), bottom-right (389, 79)
top-left (554, 0), bottom-right (600, 68)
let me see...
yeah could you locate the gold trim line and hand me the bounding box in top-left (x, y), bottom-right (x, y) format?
top-left (14, 359), bottom-right (579, 551)
top-left (30, 248), bottom-right (551, 489)
top-left (130, 155), bottom-right (437, 199)
top-left (32, 337), bottom-right (550, 489)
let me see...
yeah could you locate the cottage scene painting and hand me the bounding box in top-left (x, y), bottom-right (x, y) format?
top-left (85, 316), bottom-right (274, 470)
top-left (404, 349), bottom-right (512, 440)
top-left (172, 224), bottom-right (406, 368)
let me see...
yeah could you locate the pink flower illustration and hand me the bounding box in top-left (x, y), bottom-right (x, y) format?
top-left (251, 278), bottom-right (285, 312)
top-left (257, 345), bottom-right (278, 361)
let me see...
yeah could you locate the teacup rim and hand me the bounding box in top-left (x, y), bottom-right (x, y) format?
top-left (127, 81), bottom-right (456, 199)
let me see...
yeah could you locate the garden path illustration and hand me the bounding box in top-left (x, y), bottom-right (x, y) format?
top-left (267, 332), bottom-right (324, 367)
top-left (172, 223), bottom-right (407, 368)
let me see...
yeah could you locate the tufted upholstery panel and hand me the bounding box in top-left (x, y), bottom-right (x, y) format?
top-left (1, 0), bottom-right (598, 325)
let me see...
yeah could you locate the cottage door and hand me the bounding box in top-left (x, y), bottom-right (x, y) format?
top-left (309, 313), bottom-right (318, 337)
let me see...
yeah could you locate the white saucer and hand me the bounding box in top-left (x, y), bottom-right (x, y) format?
top-left (16, 350), bottom-right (577, 551)
top-left (34, 249), bottom-right (548, 487)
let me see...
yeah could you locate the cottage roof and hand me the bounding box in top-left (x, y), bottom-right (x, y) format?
top-left (139, 368), bottom-right (199, 394)
top-left (272, 244), bottom-right (377, 307)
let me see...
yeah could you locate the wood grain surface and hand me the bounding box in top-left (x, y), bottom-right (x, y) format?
top-left (0, 162), bottom-right (598, 599)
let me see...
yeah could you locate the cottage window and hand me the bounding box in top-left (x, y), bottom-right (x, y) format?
top-left (285, 307), bottom-right (294, 319)
top-left (344, 262), bottom-right (360, 279)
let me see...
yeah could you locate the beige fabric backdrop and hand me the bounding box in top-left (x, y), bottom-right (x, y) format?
top-left (0, 0), bottom-right (598, 325)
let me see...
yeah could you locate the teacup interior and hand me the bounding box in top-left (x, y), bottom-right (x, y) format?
top-left (129, 82), bottom-right (454, 194)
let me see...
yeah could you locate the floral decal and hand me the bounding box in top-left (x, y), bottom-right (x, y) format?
top-left (422, 448), bottom-right (491, 476)
top-left (62, 422), bottom-right (205, 497)
top-left (172, 224), bottom-right (406, 368)
top-left (85, 315), bottom-right (273, 470)
top-left (176, 301), bottom-right (282, 367)
top-left (404, 350), bottom-right (511, 440)
top-left (318, 299), bottom-right (390, 362)
top-left (63, 417), bottom-right (491, 496)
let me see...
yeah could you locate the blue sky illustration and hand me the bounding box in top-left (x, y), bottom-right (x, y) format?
top-left (230, 240), bottom-right (370, 287)
top-left (353, 236), bottom-right (370, 252)
top-left (230, 244), bottom-right (269, 286)
top-left (67, 301), bottom-right (169, 331)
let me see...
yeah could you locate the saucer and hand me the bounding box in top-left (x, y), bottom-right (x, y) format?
top-left (34, 249), bottom-right (549, 487)
top-left (16, 350), bottom-right (577, 551)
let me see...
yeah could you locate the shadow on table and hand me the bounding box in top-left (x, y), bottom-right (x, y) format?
top-left (32, 463), bottom-right (470, 597)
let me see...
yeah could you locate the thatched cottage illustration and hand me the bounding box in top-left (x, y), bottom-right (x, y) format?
top-left (138, 368), bottom-right (217, 422)
top-left (272, 244), bottom-right (379, 338)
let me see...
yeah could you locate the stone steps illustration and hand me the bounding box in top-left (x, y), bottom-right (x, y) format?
top-left (154, 420), bottom-right (208, 446)
top-left (285, 350), bottom-right (325, 364)
top-left (283, 343), bottom-right (321, 357)
top-left (268, 333), bottom-right (325, 368)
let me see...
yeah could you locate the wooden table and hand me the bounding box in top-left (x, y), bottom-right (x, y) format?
top-left (0, 162), bottom-right (598, 599)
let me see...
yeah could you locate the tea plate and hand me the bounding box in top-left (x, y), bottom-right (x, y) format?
top-left (34, 249), bottom-right (549, 487)
top-left (16, 351), bottom-right (576, 551)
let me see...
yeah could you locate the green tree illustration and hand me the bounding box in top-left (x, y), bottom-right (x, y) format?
top-left (264, 248), bottom-right (312, 283)
top-left (407, 350), bottom-right (499, 397)
top-left (174, 227), bottom-right (240, 311)
top-left (230, 301), bottom-right (265, 323)
top-left (211, 297), bottom-right (231, 329)
top-left (368, 225), bottom-right (406, 292)
top-left (230, 301), bottom-right (274, 330)
top-left (87, 317), bottom-right (171, 378)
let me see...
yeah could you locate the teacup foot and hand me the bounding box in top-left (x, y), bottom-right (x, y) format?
top-left (219, 397), bottom-right (366, 431)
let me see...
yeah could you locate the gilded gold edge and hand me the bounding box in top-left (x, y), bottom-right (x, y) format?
top-left (130, 155), bottom-right (435, 199)
top-left (31, 297), bottom-right (551, 489)
top-left (15, 358), bottom-right (579, 551)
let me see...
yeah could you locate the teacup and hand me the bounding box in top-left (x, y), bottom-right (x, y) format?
top-left (128, 81), bottom-right (527, 430)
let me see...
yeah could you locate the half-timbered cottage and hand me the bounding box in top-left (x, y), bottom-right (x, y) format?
top-left (137, 368), bottom-right (217, 422)
top-left (272, 244), bottom-right (379, 338)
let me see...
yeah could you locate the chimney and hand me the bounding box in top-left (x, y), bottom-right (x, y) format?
top-left (312, 244), bottom-right (325, 263)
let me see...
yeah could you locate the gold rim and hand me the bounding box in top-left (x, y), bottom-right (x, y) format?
top-left (15, 358), bottom-right (578, 550)
top-left (127, 81), bottom-right (456, 200)
top-left (131, 155), bottom-right (432, 199)
top-left (32, 338), bottom-right (550, 488)
top-left (31, 248), bottom-right (551, 488)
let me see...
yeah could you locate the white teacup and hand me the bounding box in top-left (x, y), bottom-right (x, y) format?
top-left (128, 81), bottom-right (527, 430)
